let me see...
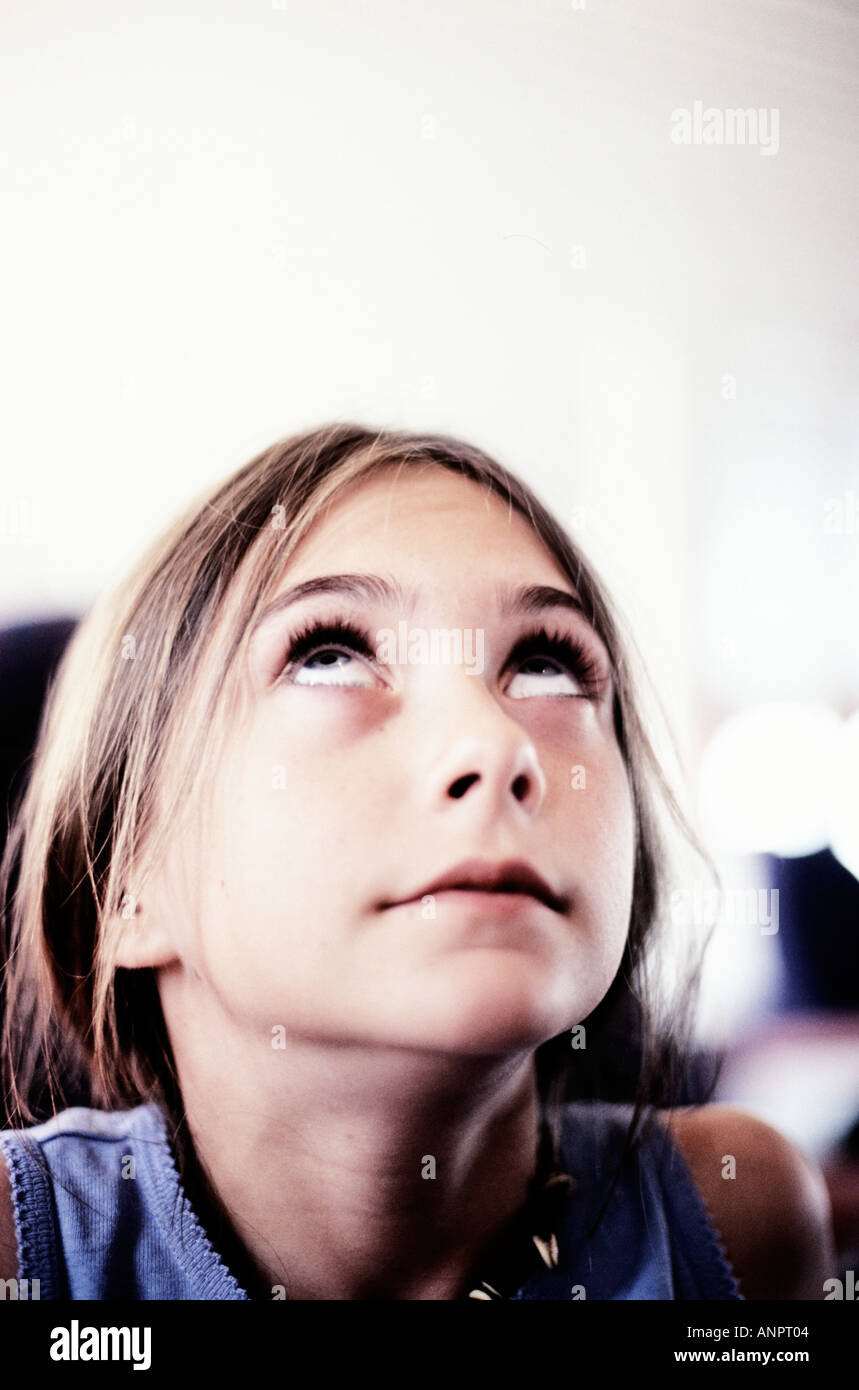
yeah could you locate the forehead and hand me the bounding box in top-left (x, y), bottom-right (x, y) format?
top-left (280, 466), bottom-right (571, 599)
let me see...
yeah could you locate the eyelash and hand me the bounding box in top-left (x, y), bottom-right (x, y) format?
top-left (279, 614), bottom-right (605, 699)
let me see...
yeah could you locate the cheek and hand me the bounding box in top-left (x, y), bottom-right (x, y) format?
top-left (199, 713), bottom-right (370, 936)
top-left (561, 746), bottom-right (636, 933)
top-left (249, 690), bottom-right (384, 818)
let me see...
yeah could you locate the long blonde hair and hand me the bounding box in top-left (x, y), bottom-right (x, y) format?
top-left (1, 423), bottom-right (717, 1167)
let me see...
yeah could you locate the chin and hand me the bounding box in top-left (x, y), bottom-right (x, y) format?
top-left (408, 952), bottom-right (587, 1054)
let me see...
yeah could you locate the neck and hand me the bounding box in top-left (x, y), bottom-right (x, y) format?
top-left (160, 1035), bottom-right (549, 1301)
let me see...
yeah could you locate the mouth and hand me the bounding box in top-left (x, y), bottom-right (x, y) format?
top-left (380, 857), bottom-right (569, 915)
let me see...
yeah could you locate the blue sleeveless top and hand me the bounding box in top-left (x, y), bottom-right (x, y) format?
top-left (0, 1100), bottom-right (743, 1300)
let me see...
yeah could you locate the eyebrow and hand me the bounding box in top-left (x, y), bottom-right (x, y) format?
top-left (250, 573), bottom-right (596, 635)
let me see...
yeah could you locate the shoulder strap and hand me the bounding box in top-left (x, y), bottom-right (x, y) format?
top-left (547, 1101), bottom-right (743, 1300)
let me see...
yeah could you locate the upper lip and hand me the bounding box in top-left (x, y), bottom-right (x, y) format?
top-left (383, 857), bottom-right (568, 914)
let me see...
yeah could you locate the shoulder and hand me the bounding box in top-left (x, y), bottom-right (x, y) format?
top-left (661, 1104), bottom-right (836, 1299)
top-left (0, 1145), bottom-right (19, 1280)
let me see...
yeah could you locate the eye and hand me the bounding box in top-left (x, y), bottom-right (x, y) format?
top-left (276, 615), bottom-right (608, 698)
top-left (505, 626), bottom-right (605, 700)
top-left (279, 616), bottom-right (378, 688)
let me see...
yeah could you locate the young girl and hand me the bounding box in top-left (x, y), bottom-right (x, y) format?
top-left (0, 424), bottom-right (834, 1300)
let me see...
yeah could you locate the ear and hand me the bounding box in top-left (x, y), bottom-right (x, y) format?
top-left (111, 892), bottom-right (180, 970)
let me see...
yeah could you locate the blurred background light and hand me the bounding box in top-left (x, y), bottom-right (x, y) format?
top-left (697, 702), bottom-right (843, 858)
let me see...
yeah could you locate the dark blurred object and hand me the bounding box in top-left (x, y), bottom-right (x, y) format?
top-left (767, 849), bottom-right (859, 1011)
top-left (0, 618), bottom-right (79, 858)
top-left (766, 850), bottom-right (859, 1263)
top-left (0, 617), bottom-right (81, 1115)
top-left (824, 1107), bottom-right (859, 1263)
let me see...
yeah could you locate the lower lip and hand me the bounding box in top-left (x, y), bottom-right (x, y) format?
top-left (391, 890), bottom-right (554, 915)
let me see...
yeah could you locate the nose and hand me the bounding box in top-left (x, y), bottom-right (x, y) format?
top-left (425, 686), bottom-right (548, 826)
top-left (441, 738), bottom-right (546, 820)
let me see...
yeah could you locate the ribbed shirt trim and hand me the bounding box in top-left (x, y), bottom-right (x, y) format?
top-left (0, 1129), bottom-right (64, 1299)
top-left (132, 1103), bottom-right (251, 1300)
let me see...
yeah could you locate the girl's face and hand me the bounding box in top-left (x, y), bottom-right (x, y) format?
top-left (146, 466), bottom-right (636, 1057)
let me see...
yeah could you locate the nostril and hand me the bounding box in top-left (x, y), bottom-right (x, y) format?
top-left (449, 772), bottom-right (479, 799)
top-left (512, 773), bottom-right (530, 801)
